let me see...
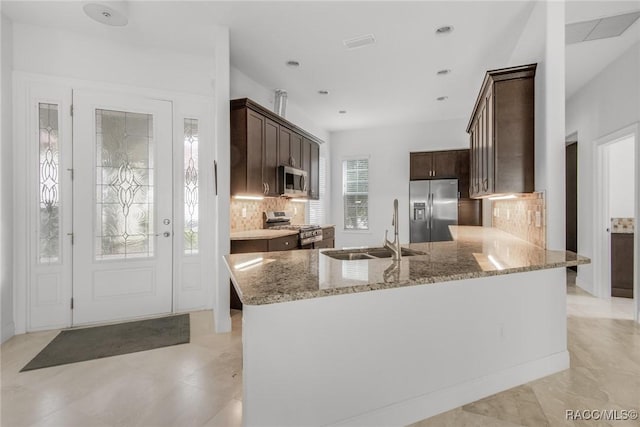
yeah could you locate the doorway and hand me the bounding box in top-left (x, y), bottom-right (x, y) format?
top-left (71, 90), bottom-right (174, 325)
top-left (14, 75), bottom-right (215, 333)
top-left (594, 124), bottom-right (638, 322)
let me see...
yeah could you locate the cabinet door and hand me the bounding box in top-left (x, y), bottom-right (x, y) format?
top-left (485, 89), bottom-right (494, 194)
top-left (433, 151), bottom-right (457, 178)
top-left (301, 137), bottom-right (311, 174)
top-left (264, 118), bottom-right (279, 196)
top-left (290, 132), bottom-right (302, 169)
top-left (279, 127), bottom-right (291, 166)
top-left (410, 152), bottom-right (433, 180)
top-left (246, 110), bottom-right (266, 195)
top-left (309, 141), bottom-right (320, 200)
top-left (456, 150), bottom-right (470, 199)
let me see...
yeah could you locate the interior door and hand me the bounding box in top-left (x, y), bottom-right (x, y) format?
top-left (72, 90), bottom-right (173, 325)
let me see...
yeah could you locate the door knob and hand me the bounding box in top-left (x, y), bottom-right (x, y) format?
top-left (163, 219), bottom-right (171, 225)
top-left (163, 232), bottom-right (171, 237)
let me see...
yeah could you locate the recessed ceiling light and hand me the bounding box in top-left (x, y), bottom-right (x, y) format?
top-left (318, 90), bottom-right (330, 95)
top-left (83, 2), bottom-right (128, 26)
top-left (338, 110), bottom-right (347, 114)
top-left (437, 69), bottom-right (452, 76)
top-left (286, 60), bottom-right (301, 68)
top-left (435, 25), bottom-right (454, 35)
top-left (436, 96), bottom-right (448, 101)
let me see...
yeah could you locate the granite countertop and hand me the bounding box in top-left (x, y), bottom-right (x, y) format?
top-left (224, 226), bottom-right (590, 305)
top-left (230, 229), bottom-right (298, 241)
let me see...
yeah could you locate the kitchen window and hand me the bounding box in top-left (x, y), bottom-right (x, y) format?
top-left (343, 158), bottom-right (369, 230)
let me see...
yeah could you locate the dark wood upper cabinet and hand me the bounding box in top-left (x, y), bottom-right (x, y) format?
top-left (410, 152), bottom-right (433, 180)
top-left (290, 133), bottom-right (302, 169)
top-left (467, 64), bottom-right (536, 199)
top-left (279, 126), bottom-right (291, 167)
top-left (264, 118), bottom-right (280, 197)
top-left (231, 98), bottom-right (323, 198)
top-left (432, 151), bottom-right (457, 178)
top-left (309, 141), bottom-right (320, 200)
top-left (230, 108), bottom-right (264, 196)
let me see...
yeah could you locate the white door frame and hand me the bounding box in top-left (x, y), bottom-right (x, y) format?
top-left (13, 72), bottom-right (216, 333)
top-left (593, 122), bottom-right (639, 323)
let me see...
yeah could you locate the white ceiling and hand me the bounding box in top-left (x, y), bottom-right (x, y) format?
top-left (2, 1), bottom-right (537, 132)
top-left (565, 1), bottom-right (640, 98)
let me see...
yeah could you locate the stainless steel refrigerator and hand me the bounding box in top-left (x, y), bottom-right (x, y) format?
top-left (409, 179), bottom-right (458, 242)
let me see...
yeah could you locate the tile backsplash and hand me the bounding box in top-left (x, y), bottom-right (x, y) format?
top-left (231, 198), bottom-right (306, 232)
top-left (611, 217), bottom-right (634, 234)
top-left (492, 193), bottom-right (546, 248)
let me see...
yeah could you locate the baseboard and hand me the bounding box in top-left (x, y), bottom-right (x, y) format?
top-left (331, 351), bottom-right (570, 427)
top-left (1, 321), bottom-right (15, 344)
top-left (575, 275), bottom-right (595, 296)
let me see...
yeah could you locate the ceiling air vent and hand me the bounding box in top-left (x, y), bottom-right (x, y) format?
top-left (343, 34), bottom-right (376, 50)
top-left (566, 10), bottom-right (640, 44)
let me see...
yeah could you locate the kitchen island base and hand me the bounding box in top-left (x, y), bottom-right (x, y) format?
top-left (241, 268), bottom-right (568, 426)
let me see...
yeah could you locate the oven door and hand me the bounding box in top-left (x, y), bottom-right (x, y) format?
top-left (279, 166), bottom-right (308, 197)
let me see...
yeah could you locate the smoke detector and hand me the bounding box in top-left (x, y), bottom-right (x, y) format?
top-left (343, 34), bottom-right (376, 50)
top-left (83, 2), bottom-right (129, 26)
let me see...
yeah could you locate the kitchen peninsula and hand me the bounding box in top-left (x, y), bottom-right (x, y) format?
top-left (225, 226), bottom-right (589, 426)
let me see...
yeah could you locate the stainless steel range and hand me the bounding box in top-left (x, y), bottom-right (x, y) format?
top-left (263, 211), bottom-right (323, 246)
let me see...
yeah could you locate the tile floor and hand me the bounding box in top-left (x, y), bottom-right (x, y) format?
top-left (1, 270), bottom-right (638, 427)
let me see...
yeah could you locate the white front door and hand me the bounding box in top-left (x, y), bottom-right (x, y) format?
top-left (72, 90), bottom-right (173, 325)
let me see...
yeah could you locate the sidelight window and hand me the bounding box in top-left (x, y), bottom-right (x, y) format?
top-left (183, 118), bottom-right (199, 255)
top-left (38, 103), bottom-right (61, 264)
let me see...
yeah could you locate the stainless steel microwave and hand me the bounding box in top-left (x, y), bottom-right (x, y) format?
top-left (278, 165), bottom-right (308, 197)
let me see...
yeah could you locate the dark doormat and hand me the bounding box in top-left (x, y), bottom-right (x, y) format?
top-left (21, 314), bottom-right (190, 372)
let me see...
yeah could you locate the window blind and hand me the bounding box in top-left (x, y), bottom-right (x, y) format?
top-left (343, 159), bottom-right (369, 230)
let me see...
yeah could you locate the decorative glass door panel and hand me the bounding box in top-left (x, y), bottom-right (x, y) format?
top-left (95, 109), bottom-right (155, 259)
top-left (72, 91), bottom-right (173, 325)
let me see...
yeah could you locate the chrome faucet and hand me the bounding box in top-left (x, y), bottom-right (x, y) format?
top-left (384, 199), bottom-right (401, 261)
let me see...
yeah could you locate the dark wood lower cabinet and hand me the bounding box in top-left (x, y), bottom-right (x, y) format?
top-left (611, 233), bottom-right (634, 298)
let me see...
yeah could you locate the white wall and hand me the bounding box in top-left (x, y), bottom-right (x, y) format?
top-left (1, 14), bottom-right (14, 343)
top-left (12, 22), bottom-right (215, 95)
top-left (566, 42), bottom-right (640, 295)
top-left (507, 1), bottom-right (566, 250)
top-left (608, 137), bottom-right (635, 218)
top-left (230, 66), bottom-right (329, 143)
top-left (329, 118), bottom-right (468, 248)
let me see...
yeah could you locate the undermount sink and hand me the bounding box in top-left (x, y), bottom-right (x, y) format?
top-left (322, 247), bottom-right (425, 261)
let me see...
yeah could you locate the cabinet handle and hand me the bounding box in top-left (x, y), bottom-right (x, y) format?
top-left (482, 179), bottom-right (488, 192)
top-left (263, 182), bottom-right (268, 195)
top-left (433, 170), bottom-right (436, 177)
top-left (284, 241), bottom-right (289, 246)
top-left (267, 183), bottom-right (270, 194)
